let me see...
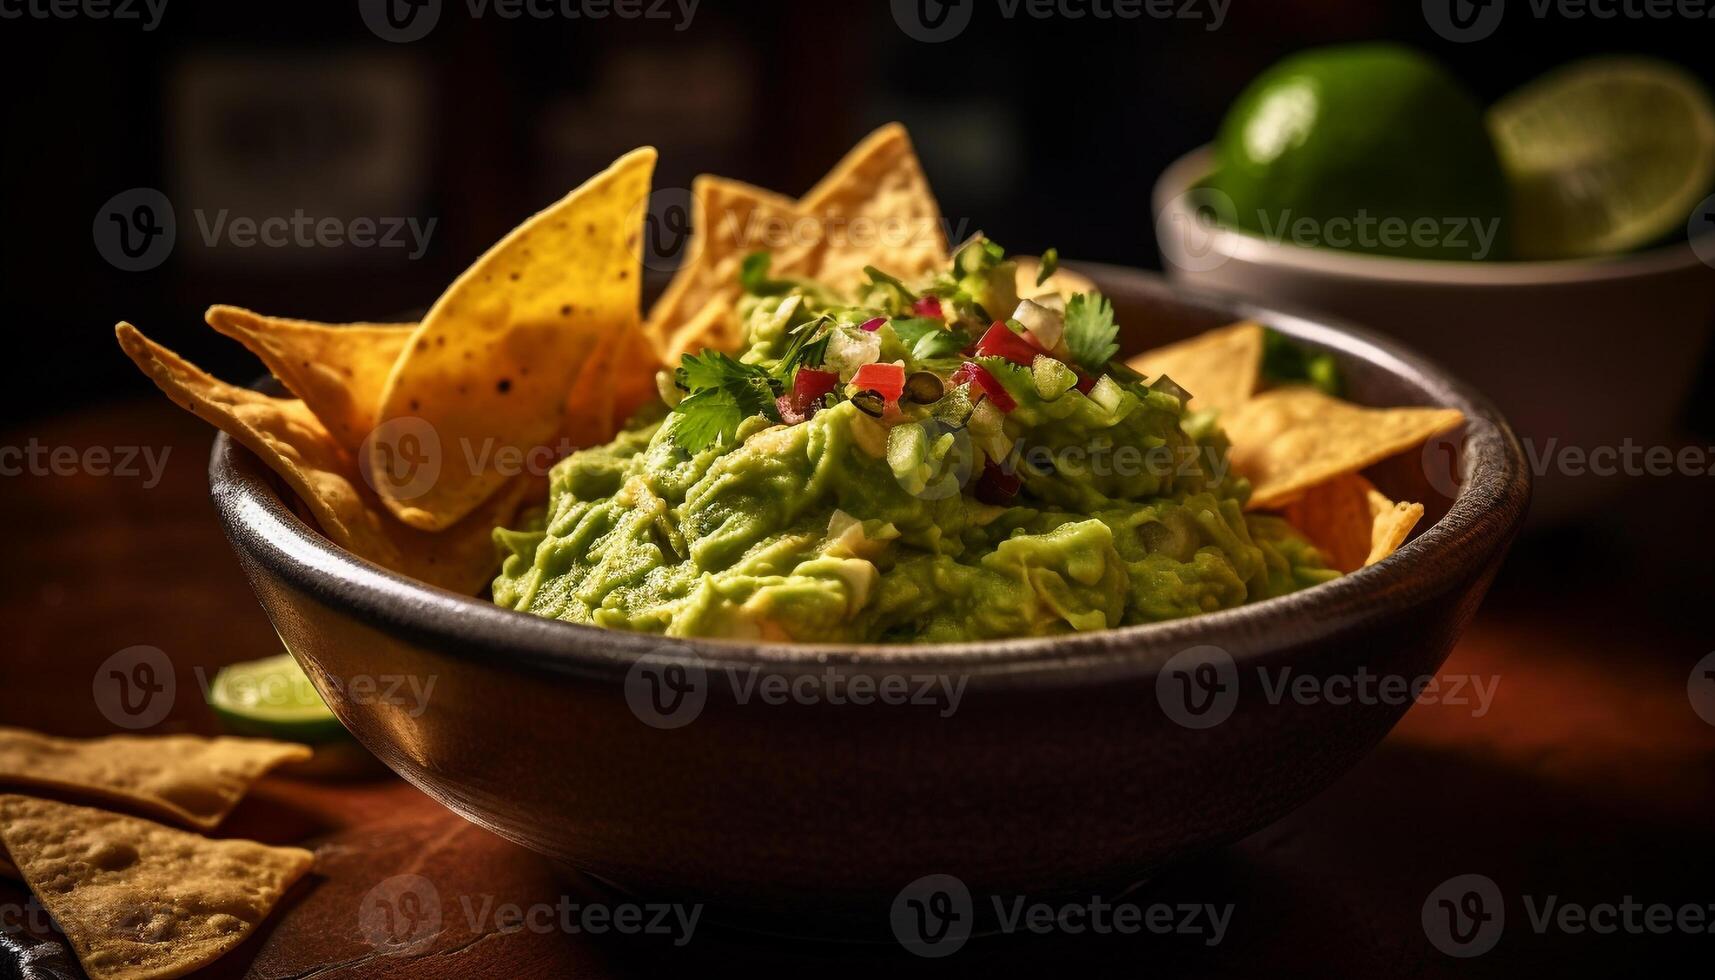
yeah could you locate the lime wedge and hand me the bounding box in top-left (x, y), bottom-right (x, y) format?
top-left (1490, 56), bottom-right (1715, 260)
top-left (209, 653), bottom-right (348, 743)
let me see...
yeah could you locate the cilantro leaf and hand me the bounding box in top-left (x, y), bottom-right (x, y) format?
top-left (739, 252), bottom-right (793, 296)
top-left (1261, 328), bottom-right (1344, 396)
top-left (671, 350), bottom-right (781, 451)
top-left (1036, 247), bottom-right (1059, 286)
top-left (889, 316), bottom-right (971, 362)
top-left (1063, 292), bottom-right (1119, 373)
top-left (774, 315), bottom-right (831, 381)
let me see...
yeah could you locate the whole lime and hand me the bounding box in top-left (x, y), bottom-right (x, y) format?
top-left (1204, 44), bottom-right (1509, 261)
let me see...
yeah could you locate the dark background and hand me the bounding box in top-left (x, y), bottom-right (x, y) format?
top-left (1, 0), bottom-right (1712, 427)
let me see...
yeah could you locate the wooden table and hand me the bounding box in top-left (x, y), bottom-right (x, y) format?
top-left (3, 401), bottom-right (1710, 977)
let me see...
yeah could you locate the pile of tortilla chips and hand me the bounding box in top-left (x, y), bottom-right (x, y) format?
top-left (0, 727), bottom-right (313, 980)
top-left (116, 120), bottom-right (1465, 603)
top-left (117, 124), bottom-right (953, 598)
top-left (1126, 322), bottom-right (1465, 571)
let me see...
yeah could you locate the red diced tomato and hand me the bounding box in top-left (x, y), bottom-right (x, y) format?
top-left (851, 362), bottom-right (907, 402)
top-left (912, 295), bottom-right (943, 318)
top-left (950, 361), bottom-right (1016, 412)
top-left (1074, 369), bottom-right (1097, 394)
top-left (974, 321), bottom-right (1045, 367)
top-left (793, 368), bottom-right (838, 405)
top-left (975, 460), bottom-right (1022, 504)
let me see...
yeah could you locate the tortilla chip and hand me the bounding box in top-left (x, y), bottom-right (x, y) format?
top-left (798, 122), bottom-right (949, 292)
top-left (1126, 321), bottom-right (1265, 415)
top-left (115, 324), bottom-right (524, 594)
top-left (1014, 255), bottom-right (1097, 301)
top-left (204, 305), bottom-right (411, 454)
top-left (1224, 386), bottom-right (1465, 511)
top-left (645, 175), bottom-right (807, 358)
top-left (0, 794), bottom-right (312, 980)
top-left (0, 728), bottom-right (308, 831)
top-left (1280, 474), bottom-right (1426, 572)
top-left (374, 148), bottom-right (657, 531)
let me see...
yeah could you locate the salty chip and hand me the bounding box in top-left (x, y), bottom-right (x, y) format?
top-left (0, 727), bottom-right (309, 831)
top-left (115, 324), bottom-right (527, 595)
top-left (1126, 320), bottom-right (1265, 416)
top-left (0, 794), bottom-right (312, 980)
top-left (1224, 385), bottom-right (1465, 510)
top-left (374, 148), bottom-right (657, 531)
top-left (1280, 474), bottom-right (1426, 572)
top-left (205, 305), bottom-right (412, 454)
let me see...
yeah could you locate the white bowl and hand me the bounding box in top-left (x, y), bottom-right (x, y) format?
top-left (1153, 147), bottom-right (1715, 524)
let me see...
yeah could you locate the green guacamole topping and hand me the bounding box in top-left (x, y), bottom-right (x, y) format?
top-left (493, 241), bottom-right (1337, 642)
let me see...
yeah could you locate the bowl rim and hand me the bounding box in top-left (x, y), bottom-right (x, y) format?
top-left (209, 268), bottom-right (1530, 681)
top-left (1154, 146), bottom-right (1715, 287)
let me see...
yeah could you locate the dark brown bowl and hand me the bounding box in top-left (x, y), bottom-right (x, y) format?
top-left (209, 265), bottom-right (1528, 934)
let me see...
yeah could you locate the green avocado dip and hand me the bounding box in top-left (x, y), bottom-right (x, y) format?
top-left (492, 239), bottom-right (1337, 642)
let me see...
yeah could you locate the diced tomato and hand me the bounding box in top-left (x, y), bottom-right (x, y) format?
top-left (974, 321), bottom-right (1045, 366)
top-left (850, 362), bottom-right (907, 402)
top-left (975, 460), bottom-right (1022, 504)
top-left (1074, 369), bottom-right (1098, 394)
top-left (951, 361), bottom-right (1016, 413)
top-left (912, 295), bottom-right (943, 318)
top-left (793, 368), bottom-right (838, 405)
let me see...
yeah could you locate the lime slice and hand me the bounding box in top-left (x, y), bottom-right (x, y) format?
top-left (209, 653), bottom-right (348, 743)
top-left (1490, 56), bottom-right (1715, 260)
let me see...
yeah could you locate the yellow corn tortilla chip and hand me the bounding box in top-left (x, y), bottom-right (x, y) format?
top-left (115, 323), bottom-right (526, 595)
top-left (0, 794), bottom-right (312, 980)
top-left (1225, 386), bottom-right (1465, 511)
top-left (374, 148), bottom-right (657, 531)
top-left (0, 728), bottom-right (309, 831)
top-left (1126, 321), bottom-right (1266, 416)
top-left (204, 305), bottom-right (412, 454)
top-left (645, 175), bottom-right (808, 358)
top-left (1280, 474), bottom-right (1426, 572)
top-left (1013, 255), bottom-right (1097, 301)
top-left (797, 122), bottom-right (949, 292)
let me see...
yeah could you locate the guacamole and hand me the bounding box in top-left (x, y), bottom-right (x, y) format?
top-left (492, 241), bottom-right (1336, 642)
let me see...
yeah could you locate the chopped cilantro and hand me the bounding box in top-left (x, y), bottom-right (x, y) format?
top-left (1036, 247), bottom-right (1059, 286)
top-left (890, 316), bottom-right (971, 362)
top-left (1063, 292), bottom-right (1119, 373)
top-left (739, 252), bottom-right (794, 296)
top-left (670, 350), bottom-right (780, 451)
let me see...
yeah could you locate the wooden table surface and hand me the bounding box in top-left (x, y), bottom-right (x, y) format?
top-left (2, 400), bottom-right (1711, 977)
